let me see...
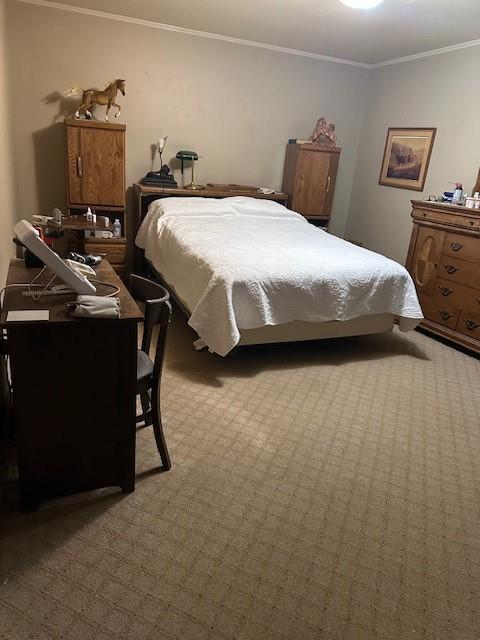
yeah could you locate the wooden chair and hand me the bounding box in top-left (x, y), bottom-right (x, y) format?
top-left (130, 274), bottom-right (172, 471)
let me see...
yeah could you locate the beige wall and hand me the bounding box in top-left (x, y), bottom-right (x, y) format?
top-left (0, 0), bottom-right (16, 287)
top-left (345, 47), bottom-right (480, 264)
top-left (6, 1), bottom-right (370, 237)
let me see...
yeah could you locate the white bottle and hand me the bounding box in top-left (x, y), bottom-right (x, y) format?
top-left (452, 183), bottom-right (463, 205)
top-left (86, 206), bottom-right (93, 222)
top-left (112, 218), bottom-right (122, 238)
top-left (474, 192), bottom-right (480, 209)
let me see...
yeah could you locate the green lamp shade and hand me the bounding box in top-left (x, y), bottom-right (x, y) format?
top-left (176, 150), bottom-right (199, 161)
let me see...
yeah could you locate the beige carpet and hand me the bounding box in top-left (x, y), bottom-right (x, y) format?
top-left (1, 310), bottom-right (480, 640)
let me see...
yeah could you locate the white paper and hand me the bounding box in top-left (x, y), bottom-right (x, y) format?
top-left (6, 310), bottom-right (50, 322)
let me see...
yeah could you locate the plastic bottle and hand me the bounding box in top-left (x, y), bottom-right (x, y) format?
top-left (452, 183), bottom-right (463, 205)
top-left (474, 192), bottom-right (480, 209)
top-left (86, 206), bottom-right (93, 222)
top-left (112, 218), bottom-right (122, 238)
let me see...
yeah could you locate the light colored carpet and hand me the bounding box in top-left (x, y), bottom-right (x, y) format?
top-left (1, 310), bottom-right (480, 640)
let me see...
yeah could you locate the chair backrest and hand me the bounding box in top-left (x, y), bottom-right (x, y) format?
top-left (130, 274), bottom-right (172, 355)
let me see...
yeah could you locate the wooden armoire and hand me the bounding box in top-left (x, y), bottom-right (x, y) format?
top-left (406, 199), bottom-right (480, 354)
top-left (282, 142), bottom-right (341, 226)
top-left (65, 119), bottom-right (127, 278)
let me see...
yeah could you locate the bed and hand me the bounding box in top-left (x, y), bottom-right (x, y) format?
top-left (135, 196), bottom-right (423, 356)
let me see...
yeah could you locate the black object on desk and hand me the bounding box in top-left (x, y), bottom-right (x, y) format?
top-left (0, 259), bottom-right (143, 511)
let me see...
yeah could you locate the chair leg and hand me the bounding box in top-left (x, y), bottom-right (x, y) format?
top-left (151, 392), bottom-right (171, 471)
top-left (139, 392), bottom-right (152, 427)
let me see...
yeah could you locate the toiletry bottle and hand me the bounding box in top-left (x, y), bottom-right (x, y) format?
top-left (452, 183), bottom-right (463, 205)
top-left (86, 206), bottom-right (93, 221)
top-left (474, 192), bottom-right (480, 209)
top-left (112, 218), bottom-right (122, 238)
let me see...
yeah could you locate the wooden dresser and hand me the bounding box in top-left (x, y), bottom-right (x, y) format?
top-left (406, 200), bottom-right (480, 353)
top-left (65, 119), bottom-right (127, 277)
top-left (282, 142), bottom-right (341, 227)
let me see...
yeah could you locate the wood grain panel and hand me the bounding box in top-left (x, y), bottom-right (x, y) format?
top-left (80, 127), bottom-right (125, 206)
top-left (443, 232), bottom-right (480, 264)
top-left (293, 150), bottom-right (331, 215)
top-left (457, 308), bottom-right (480, 339)
top-left (438, 254), bottom-right (480, 289)
top-left (419, 293), bottom-right (458, 329)
top-left (434, 277), bottom-right (480, 314)
top-left (413, 207), bottom-right (480, 230)
top-left (66, 125), bottom-right (82, 204)
top-left (409, 225), bottom-right (445, 297)
top-left (85, 239), bottom-right (126, 264)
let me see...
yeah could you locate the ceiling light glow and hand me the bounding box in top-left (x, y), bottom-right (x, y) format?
top-left (341, 0), bottom-right (385, 8)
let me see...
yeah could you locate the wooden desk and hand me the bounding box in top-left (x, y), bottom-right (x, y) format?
top-left (132, 182), bottom-right (289, 274)
top-left (0, 259), bottom-right (143, 510)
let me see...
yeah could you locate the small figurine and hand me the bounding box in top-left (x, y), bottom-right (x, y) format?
top-left (66, 79), bottom-right (126, 121)
top-left (310, 117), bottom-right (337, 147)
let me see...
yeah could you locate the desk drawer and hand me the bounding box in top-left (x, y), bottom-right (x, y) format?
top-left (419, 293), bottom-right (458, 329)
top-left (438, 254), bottom-right (480, 289)
top-left (443, 233), bottom-right (480, 264)
top-left (413, 208), bottom-right (480, 230)
top-left (85, 239), bottom-right (126, 265)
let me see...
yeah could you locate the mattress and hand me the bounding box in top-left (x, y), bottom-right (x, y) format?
top-left (136, 197), bottom-right (423, 355)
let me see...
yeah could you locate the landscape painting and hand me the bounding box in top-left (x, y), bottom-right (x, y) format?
top-left (379, 128), bottom-right (436, 191)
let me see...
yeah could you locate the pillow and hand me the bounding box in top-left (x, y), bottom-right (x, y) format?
top-left (154, 197), bottom-right (236, 216)
top-left (226, 196), bottom-right (303, 221)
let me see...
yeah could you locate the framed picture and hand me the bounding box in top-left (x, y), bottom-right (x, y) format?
top-left (379, 127), bottom-right (436, 191)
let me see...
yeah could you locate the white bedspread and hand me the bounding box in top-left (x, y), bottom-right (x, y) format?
top-left (136, 197), bottom-right (423, 355)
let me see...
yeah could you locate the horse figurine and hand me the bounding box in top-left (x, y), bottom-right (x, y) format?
top-left (66, 79), bottom-right (126, 121)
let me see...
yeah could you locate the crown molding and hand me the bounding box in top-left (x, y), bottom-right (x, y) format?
top-left (371, 37), bottom-right (480, 68)
top-left (13, 0), bottom-right (371, 68)
top-left (13, 0), bottom-right (480, 69)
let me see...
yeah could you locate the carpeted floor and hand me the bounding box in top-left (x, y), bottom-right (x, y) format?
top-left (1, 310), bottom-right (480, 640)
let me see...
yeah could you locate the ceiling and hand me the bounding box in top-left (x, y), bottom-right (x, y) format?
top-left (42, 0), bottom-right (480, 65)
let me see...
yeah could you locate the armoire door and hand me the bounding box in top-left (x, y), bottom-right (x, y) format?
top-left (80, 127), bottom-right (125, 206)
top-left (66, 124), bottom-right (125, 206)
top-left (293, 150), bottom-right (332, 216)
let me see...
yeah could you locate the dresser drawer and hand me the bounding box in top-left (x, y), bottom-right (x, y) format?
top-left (413, 208), bottom-right (480, 230)
top-left (85, 239), bottom-right (126, 265)
top-left (434, 278), bottom-right (480, 313)
top-left (443, 233), bottom-right (480, 264)
top-left (419, 293), bottom-right (458, 329)
top-left (438, 254), bottom-right (480, 289)
top-left (457, 309), bottom-right (480, 340)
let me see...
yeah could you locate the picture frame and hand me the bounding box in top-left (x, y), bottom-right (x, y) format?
top-left (379, 127), bottom-right (436, 191)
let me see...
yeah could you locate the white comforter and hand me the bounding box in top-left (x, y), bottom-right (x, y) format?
top-left (136, 197), bottom-right (423, 355)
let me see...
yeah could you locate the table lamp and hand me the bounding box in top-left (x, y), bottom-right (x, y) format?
top-left (176, 150), bottom-right (203, 190)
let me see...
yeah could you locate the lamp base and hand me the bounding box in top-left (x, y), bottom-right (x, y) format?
top-left (184, 183), bottom-right (204, 190)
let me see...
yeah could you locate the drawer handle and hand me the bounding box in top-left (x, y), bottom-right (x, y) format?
top-left (442, 264), bottom-right (459, 275)
top-left (450, 242), bottom-right (464, 252)
top-left (470, 220), bottom-right (475, 226)
top-left (463, 319), bottom-right (479, 331)
top-left (440, 311), bottom-right (453, 322)
top-left (439, 286), bottom-right (454, 297)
